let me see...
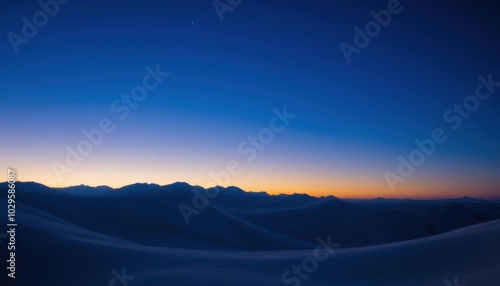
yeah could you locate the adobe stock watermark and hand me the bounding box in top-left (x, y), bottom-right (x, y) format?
top-left (282, 235), bottom-right (340, 286)
top-left (51, 65), bottom-right (169, 182)
top-left (7, 0), bottom-right (70, 54)
top-left (213, 0), bottom-right (242, 22)
top-left (178, 106), bottom-right (296, 224)
top-left (444, 277), bottom-right (465, 286)
top-left (108, 267), bottom-right (135, 286)
top-left (6, 169), bottom-right (17, 279)
top-left (385, 73), bottom-right (499, 192)
top-left (339, 0), bottom-right (404, 64)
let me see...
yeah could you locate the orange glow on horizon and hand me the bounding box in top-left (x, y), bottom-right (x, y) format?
top-left (12, 176), bottom-right (499, 200)
top-left (6, 157), bottom-right (500, 200)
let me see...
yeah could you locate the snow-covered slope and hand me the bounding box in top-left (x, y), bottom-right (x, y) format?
top-left (1, 182), bottom-right (499, 285)
top-left (2, 198), bottom-right (499, 285)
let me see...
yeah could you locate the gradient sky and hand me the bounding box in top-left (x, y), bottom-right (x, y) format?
top-left (1, 0), bottom-right (499, 199)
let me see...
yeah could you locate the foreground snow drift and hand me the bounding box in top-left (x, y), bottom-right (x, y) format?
top-left (2, 199), bottom-right (499, 286)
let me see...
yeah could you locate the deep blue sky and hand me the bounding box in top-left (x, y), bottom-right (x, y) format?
top-left (1, 0), bottom-right (499, 198)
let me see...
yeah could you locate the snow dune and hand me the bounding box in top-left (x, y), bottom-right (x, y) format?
top-left (1, 182), bottom-right (499, 285)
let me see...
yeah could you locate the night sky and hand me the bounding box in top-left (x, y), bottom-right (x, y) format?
top-left (1, 0), bottom-right (499, 198)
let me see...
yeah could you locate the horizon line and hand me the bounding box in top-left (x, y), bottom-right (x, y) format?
top-left (3, 180), bottom-right (500, 201)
